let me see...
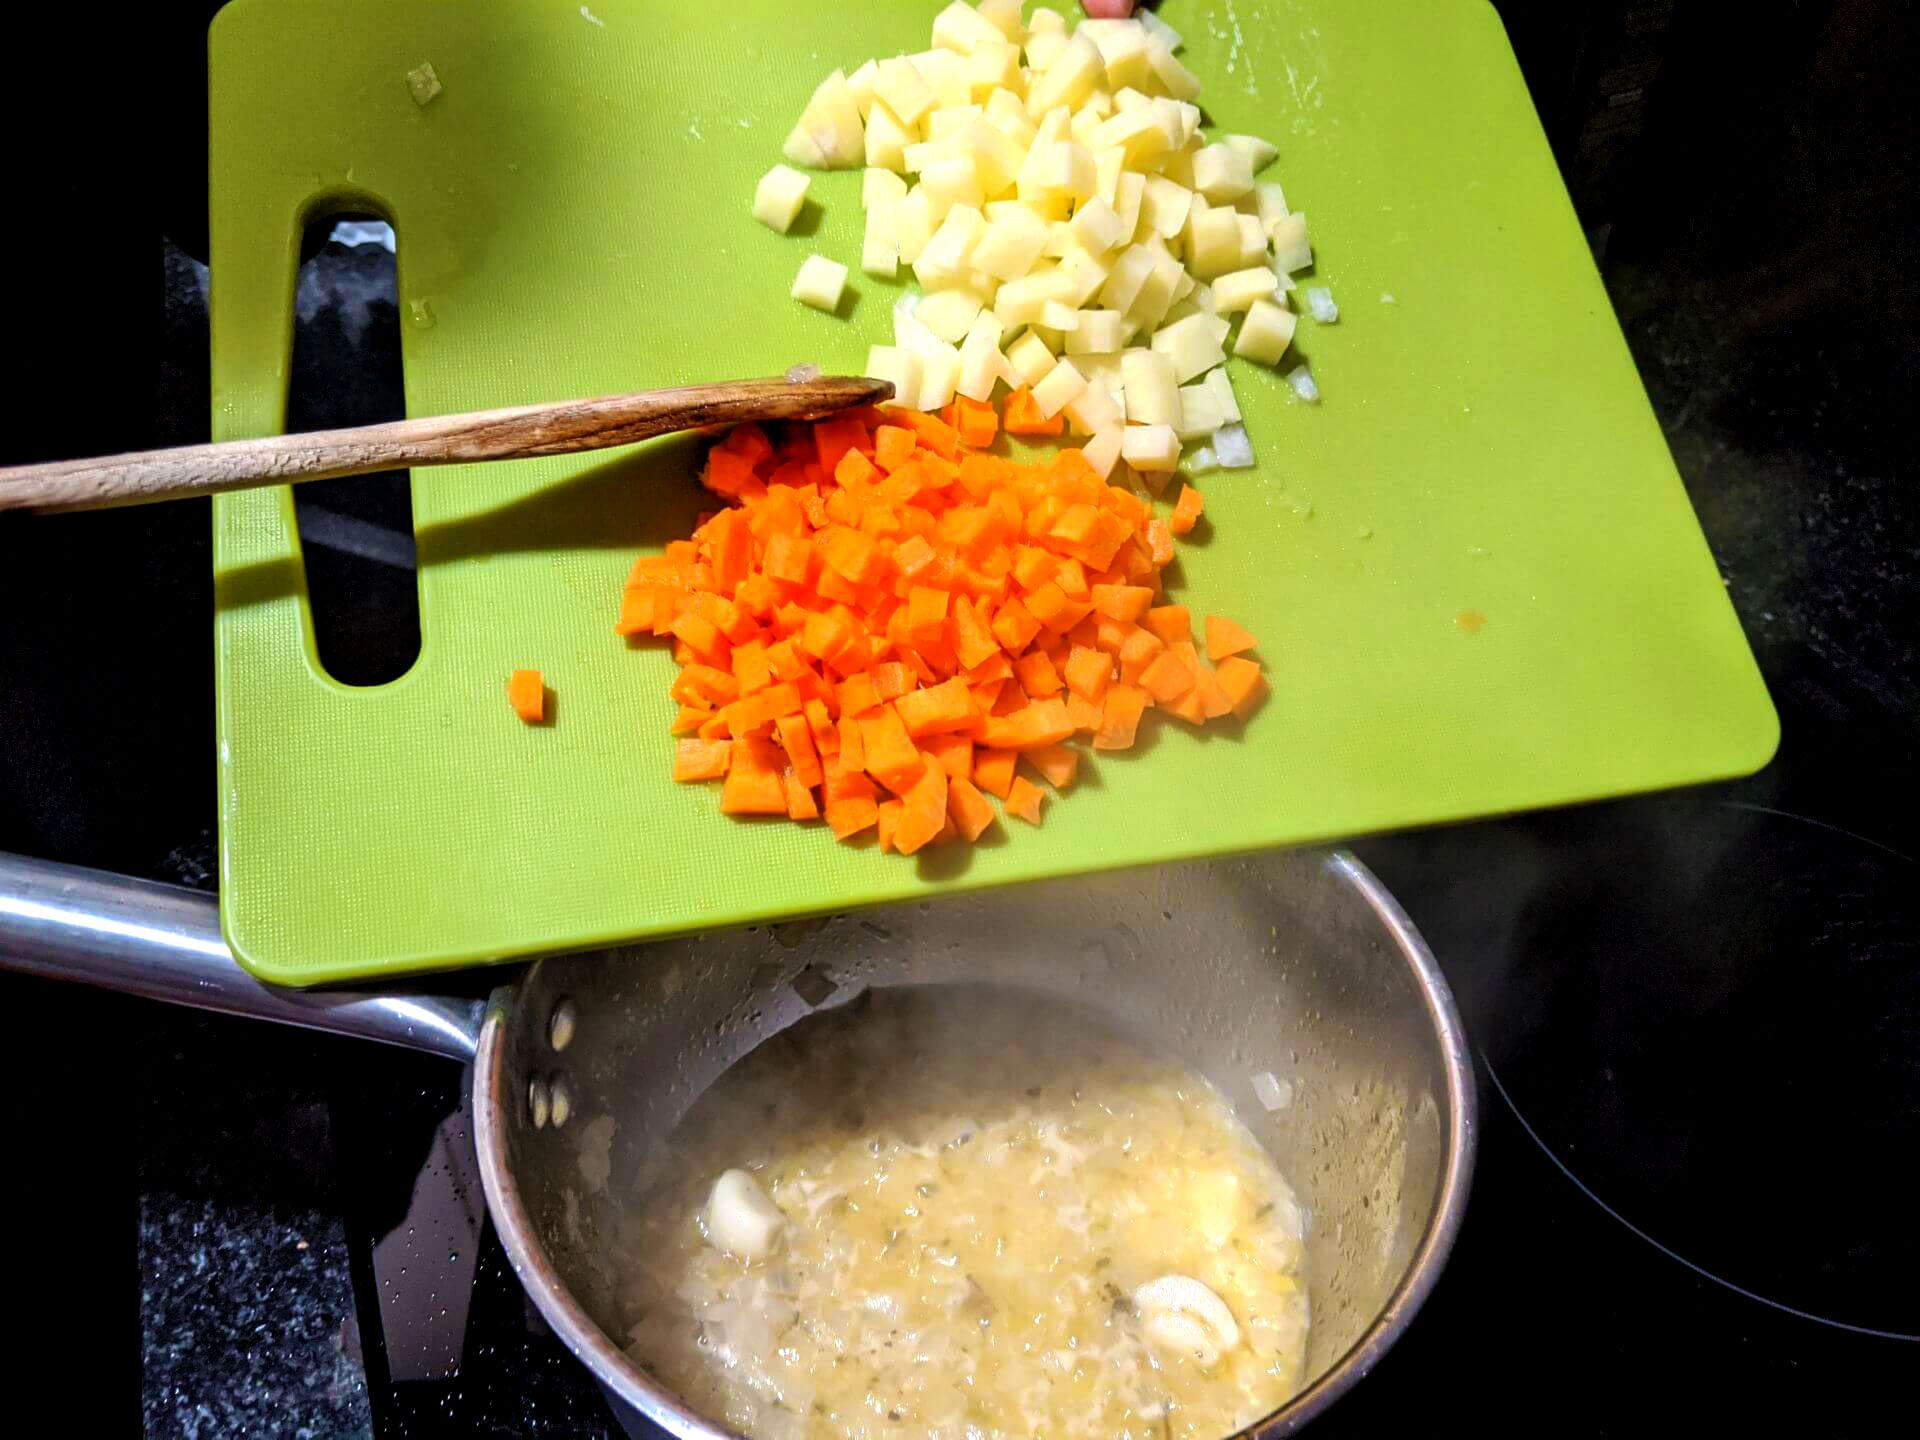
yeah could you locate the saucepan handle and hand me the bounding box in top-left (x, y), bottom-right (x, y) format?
top-left (0, 852), bottom-right (485, 1061)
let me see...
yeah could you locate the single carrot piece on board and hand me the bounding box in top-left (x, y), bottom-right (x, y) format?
top-left (508, 669), bottom-right (545, 723)
top-left (1204, 615), bottom-right (1257, 662)
top-left (1004, 775), bottom-right (1047, 826)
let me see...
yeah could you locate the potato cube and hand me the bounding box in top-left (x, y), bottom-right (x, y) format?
top-left (1254, 180), bottom-right (1290, 231)
top-left (1121, 349), bottom-right (1179, 427)
top-left (1185, 206), bottom-right (1243, 278)
top-left (931, 0), bottom-right (1006, 54)
top-left (1064, 380), bottom-right (1122, 434)
top-left (1113, 170), bottom-right (1146, 238)
top-left (973, 205), bottom-right (1051, 280)
top-left (1019, 141), bottom-right (1098, 203)
top-left (1225, 133), bottom-right (1278, 172)
top-left (752, 165), bottom-right (811, 234)
top-left (864, 99), bottom-right (911, 172)
top-left (916, 349), bottom-right (962, 412)
top-left (1212, 266), bottom-right (1280, 313)
top-left (1193, 143), bottom-right (1255, 202)
top-left (1028, 32), bottom-right (1104, 115)
top-left (1151, 312), bottom-right (1229, 382)
top-left (1233, 299), bottom-right (1298, 365)
top-left (1139, 175), bottom-right (1193, 240)
top-left (1069, 196), bottom-right (1126, 254)
top-left (918, 289), bottom-right (985, 342)
top-left (1145, 40), bottom-right (1201, 100)
top-left (1204, 366), bottom-right (1241, 423)
top-left (1121, 423), bottom-right (1181, 472)
top-left (1083, 424), bottom-right (1124, 479)
top-left (1270, 212), bottom-right (1312, 273)
top-left (874, 57), bottom-right (936, 126)
top-left (895, 189), bottom-right (934, 265)
top-left (1176, 382), bottom-right (1226, 440)
top-left (1097, 244), bottom-right (1156, 312)
top-left (1007, 330), bottom-right (1058, 386)
top-left (1066, 309), bottom-right (1125, 354)
top-left (861, 200), bottom-right (899, 278)
top-left (1236, 213), bottom-right (1268, 266)
top-left (866, 345), bottom-right (922, 403)
top-left (1032, 358), bottom-right (1089, 419)
top-left (792, 255), bottom-right (848, 313)
top-left (915, 203), bottom-right (987, 286)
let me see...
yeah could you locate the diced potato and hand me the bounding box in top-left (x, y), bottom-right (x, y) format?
top-left (792, 255), bottom-right (848, 312)
top-left (782, 125), bottom-right (826, 170)
top-left (1027, 5), bottom-right (1067, 37)
top-left (1211, 266), bottom-right (1279, 313)
top-left (865, 99), bottom-right (911, 172)
top-left (1140, 175), bottom-right (1194, 240)
top-left (1098, 244), bottom-right (1156, 312)
top-left (1236, 214), bottom-right (1268, 267)
top-left (1025, 26), bottom-right (1068, 73)
top-left (895, 189), bottom-right (934, 266)
top-left (1090, 108), bottom-right (1172, 164)
top-left (1269, 212), bottom-right (1312, 273)
top-left (966, 117), bottom-right (1027, 194)
top-left (873, 56), bottom-right (937, 126)
top-left (977, 0), bottom-right (1024, 41)
top-left (966, 41), bottom-right (1023, 100)
top-left (796, 70), bottom-right (865, 169)
top-left (921, 153), bottom-right (985, 219)
top-left (1029, 32), bottom-right (1104, 114)
top-left (753, 165), bottom-right (812, 234)
top-left (1203, 366), bottom-right (1241, 423)
top-left (1127, 254), bottom-right (1185, 331)
top-left (1121, 423), bottom-right (1181, 471)
top-left (1007, 329), bottom-right (1058, 385)
top-left (1233, 298), bottom-right (1298, 365)
top-left (957, 344), bottom-right (1008, 404)
top-left (1088, 18), bottom-right (1153, 90)
top-left (1066, 309), bottom-right (1125, 354)
top-left (1193, 143), bottom-right (1255, 202)
top-left (916, 203), bottom-right (988, 286)
top-left (846, 58), bottom-right (880, 119)
top-left (918, 289), bottom-right (985, 342)
top-left (1083, 423), bottom-right (1124, 479)
top-left (972, 205), bottom-right (1052, 281)
top-left (1225, 134), bottom-right (1278, 172)
top-left (910, 48), bottom-right (972, 109)
top-left (1069, 197), bottom-right (1126, 254)
top-left (1176, 382), bottom-right (1226, 440)
top-left (1057, 246), bottom-right (1113, 306)
top-left (916, 348), bottom-right (962, 411)
top-left (931, 0), bottom-right (1006, 55)
top-left (1151, 312), bottom-right (1229, 382)
top-left (861, 201), bottom-right (899, 278)
top-left (996, 269), bottom-right (1075, 327)
top-left (863, 167), bottom-right (908, 209)
top-left (1041, 299), bottom-right (1081, 332)
top-left (866, 345), bottom-right (922, 401)
top-left (1064, 380), bottom-right (1121, 434)
top-left (1121, 349), bottom-right (1179, 427)
top-left (1185, 206), bottom-right (1243, 279)
top-left (1254, 181), bottom-right (1290, 232)
top-left (1031, 358), bottom-right (1088, 418)
top-left (1113, 170), bottom-right (1147, 239)
top-left (1145, 40), bottom-right (1201, 101)
top-left (1018, 141), bottom-right (1098, 203)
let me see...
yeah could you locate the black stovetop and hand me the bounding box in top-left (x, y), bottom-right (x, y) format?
top-left (3, 1), bottom-right (1915, 1434)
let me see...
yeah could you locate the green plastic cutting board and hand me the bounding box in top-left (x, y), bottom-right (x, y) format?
top-left (209, 0), bottom-right (1776, 985)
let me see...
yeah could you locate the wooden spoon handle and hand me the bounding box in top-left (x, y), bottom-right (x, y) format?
top-left (0, 375), bottom-right (892, 514)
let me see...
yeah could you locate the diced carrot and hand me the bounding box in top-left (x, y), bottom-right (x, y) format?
top-left (876, 797), bottom-right (903, 851)
top-left (775, 713), bottom-right (825, 788)
top-left (1093, 685), bottom-right (1150, 750)
top-left (1137, 647), bottom-right (1195, 704)
top-left (823, 763), bottom-right (881, 840)
top-left (1143, 605), bottom-right (1191, 646)
top-left (981, 698), bottom-right (1074, 751)
top-left (972, 746), bottom-right (1017, 798)
top-left (892, 762), bottom-right (949, 855)
top-left (922, 733), bottom-right (974, 781)
top-left (783, 769), bottom-right (821, 820)
top-left (946, 775), bottom-right (998, 841)
top-left (1012, 650), bottom-right (1065, 698)
top-left (720, 736), bottom-right (788, 814)
top-left (1063, 646), bottom-right (1112, 703)
top-left (1204, 615), bottom-right (1257, 661)
top-left (1004, 775), bottom-right (1047, 825)
top-left (507, 669), bottom-right (545, 723)
top-left (673, 737), bottom-right (731, 781)
top-left (894, 676), bottom-right (975, 737)
top-left (671, 703), bottom-right (714, 736)
top-left (1214, 656), bottom-right (1270, 720)
top-left (1003, 386), bottom-right (1064, 436)
top-left (861, 705), bottom-right (926, 793)
top-left (1170, 484), bottom-right (1205, 536)
top-left (617, 389), bottom-right (1261, 853)
top-left (1024, 742), bottom-right (1079, 790)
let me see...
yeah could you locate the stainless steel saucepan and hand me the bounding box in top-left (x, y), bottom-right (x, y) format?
top-left (0, 848), bottom-right (1475, 1437)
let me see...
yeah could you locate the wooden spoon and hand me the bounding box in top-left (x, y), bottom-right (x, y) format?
top-left (0, 375), bottom-right (892, 514)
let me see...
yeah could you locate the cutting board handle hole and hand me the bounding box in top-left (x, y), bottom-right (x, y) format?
top-left (287, 212), bottom-right (422, 687)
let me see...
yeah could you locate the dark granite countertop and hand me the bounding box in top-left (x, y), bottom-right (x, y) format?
top-left (2, 1), bottom-right (1914, 1434)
